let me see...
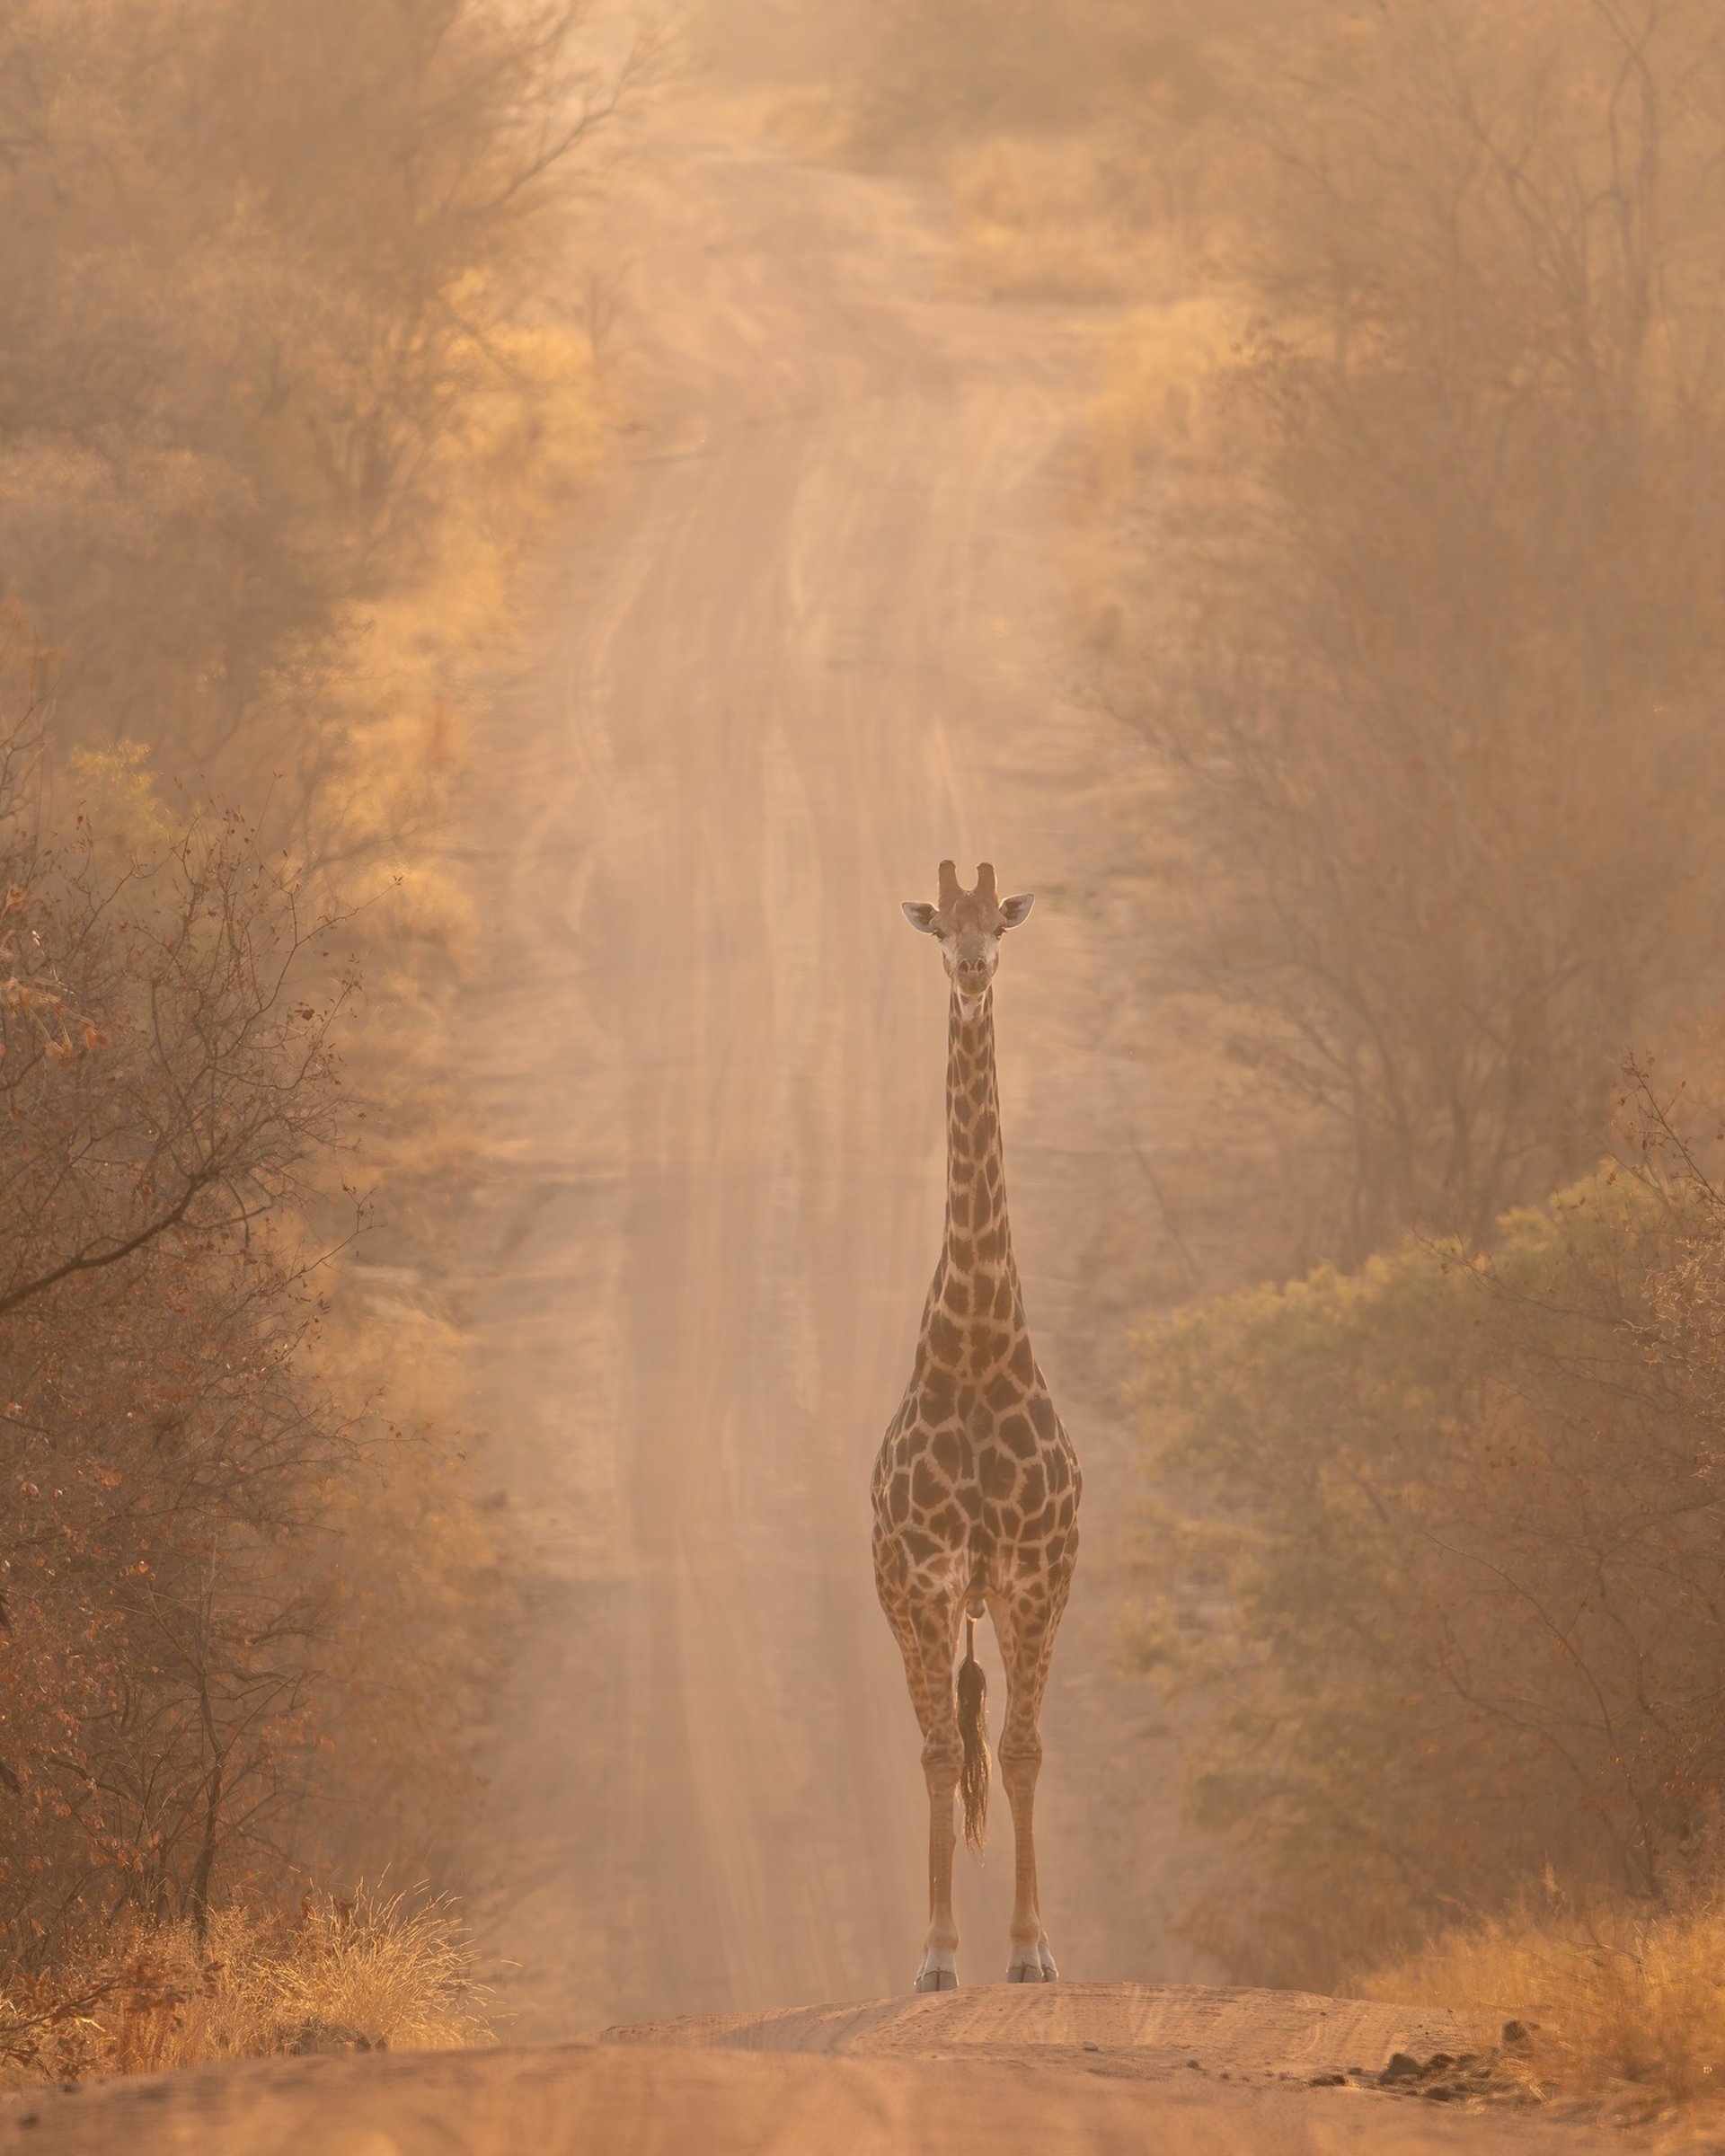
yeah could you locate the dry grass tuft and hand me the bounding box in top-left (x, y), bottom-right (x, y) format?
top-left (1363, 1896), bottom-right (1725, 2122)
top-left (1, 1888), bottom-right (491, 2089)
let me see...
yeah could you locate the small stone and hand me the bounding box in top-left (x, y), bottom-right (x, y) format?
top-left (1308, 2071), bottom-right (1347, 2086)
top-left (1083, 2042), bottom-right (1100, 2053)
top-left (1502, 2019), bottom-right (1530, 2047)
top-left (1427, 2053), bottom-right (1454, 2072)
top-left (1423, 2085), bottom-right (1459, 2103)
top-left (1347, 2065), bottom-right (1365, 2077)
top-left (1379, 2053), bottom-right (1424, 2085)
top-left (1187, 2059), bottom-right (1201, 2070)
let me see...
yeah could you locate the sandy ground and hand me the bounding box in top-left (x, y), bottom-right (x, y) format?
top-left (0, 1985), bottom-right (1635, 2154)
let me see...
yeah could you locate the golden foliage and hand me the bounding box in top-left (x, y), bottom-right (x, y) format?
top-left (1090, 0), bottom-right (1725, 1264)
top-left (1133, 1105), bottom-right (1725, 1986)
top-left (1366, 1892), bottom-right (1725, 2125)
top-left (0, 1890), bottom-right (490, 2089)
top-left (0, 0), bottom-right (632, 2030)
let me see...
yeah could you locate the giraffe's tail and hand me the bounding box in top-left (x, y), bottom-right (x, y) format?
top-left (956, 1611), bottom-right (990, 1855)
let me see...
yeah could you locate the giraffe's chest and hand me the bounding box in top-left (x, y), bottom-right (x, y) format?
top-left (871, 1356), bottom-right (1080, 1573)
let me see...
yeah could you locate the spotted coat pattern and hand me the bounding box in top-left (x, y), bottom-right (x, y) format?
top-left (871, 871), bottom-right (1080, 1990)
top-left (870, 993), bottom-right (1081, 1604)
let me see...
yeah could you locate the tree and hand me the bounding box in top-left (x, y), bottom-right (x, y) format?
top-left (0, 0), bottom-right (636, 844)
top-left (0, 667), bottom-right (368, 1953)
top-left (1131, 1077), bottom-right (1725, 1984)
top-left (1104, 0), bottom-right (1725, 1259)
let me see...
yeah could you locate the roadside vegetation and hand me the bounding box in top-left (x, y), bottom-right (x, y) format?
top-left (0, 0), bottom-right (631, 2078)
top-left (1130, 1082), bottom-right (1725, 1983)
top-left (730, 0), bottom-right (1725, 2117)
top-left (1094, 0), bottom-right (1725, 2114)
top-left (1367, 1893), bottom-right (1725, 2125)
top-left (1090, 0), bottom-right (1725, 1268)
top-left (0, 1889), bottom-right (487, 2085)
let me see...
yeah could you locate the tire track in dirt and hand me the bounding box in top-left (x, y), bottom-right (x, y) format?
top-left (1, 1984), bottom-right (1630, 2156)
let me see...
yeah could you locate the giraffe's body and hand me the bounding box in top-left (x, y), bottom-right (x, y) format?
top-left (871, 861), bottom-right (1081, 1992)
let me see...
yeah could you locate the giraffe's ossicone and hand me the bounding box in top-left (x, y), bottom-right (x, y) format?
top-left (871, 859), bottom-right (1081, 1993)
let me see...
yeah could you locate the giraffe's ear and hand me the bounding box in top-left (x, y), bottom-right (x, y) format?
top-left (901, 901), bottom-right (941, 934)
top-left (997, 892), bottom-right (1035, 929)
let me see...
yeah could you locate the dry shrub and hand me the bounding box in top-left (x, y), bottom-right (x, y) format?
top-left (1367, 1893), bottom-right (1725, 2122)
top-left (1132, 1077), bottom-right (1725, 1988)
top-left (0, 1889), bottom-right (489, 2089)
top-left (0, 690), bottom-right (367, 1941)
top-left (0, 690), bottom-right (498, 1976)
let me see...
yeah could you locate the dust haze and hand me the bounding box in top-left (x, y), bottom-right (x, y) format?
top-left (6, 0), bottom-right (1725, 2144)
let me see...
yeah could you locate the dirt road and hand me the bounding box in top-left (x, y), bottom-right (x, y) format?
top-left (446, 91), bottom-right (1190, 2038)
top-left (0, 1984), bottom-right (1628, 2154)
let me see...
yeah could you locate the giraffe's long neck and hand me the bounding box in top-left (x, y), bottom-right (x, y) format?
top-left (936, 986), bottom-right (1021, 1321)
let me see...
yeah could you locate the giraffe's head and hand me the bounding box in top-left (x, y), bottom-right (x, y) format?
top-left (902, 861), bottom-right (1034, 1010)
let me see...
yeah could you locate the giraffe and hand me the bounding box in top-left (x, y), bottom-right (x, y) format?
top-left (871, 859), bottom-right (1082, 1993)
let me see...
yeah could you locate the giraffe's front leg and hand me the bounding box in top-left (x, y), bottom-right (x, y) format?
top-left (880, 1582), bottom-right (966, 1992)
top-left (914, 1678), bottom-right (964, 1992)
top-left (1000, 1734), bottom-right (1056, 1984)
top-left (995, 1575), bottom-right (1069, 1984)
top-left (915, 1751), bottom-right (961, 1991)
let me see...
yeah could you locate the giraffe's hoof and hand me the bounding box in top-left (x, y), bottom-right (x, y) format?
top-left (914, 1948), bottom-right (959, 1992)
top-left (1006, 1942), bottom-right (1058, 1983)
